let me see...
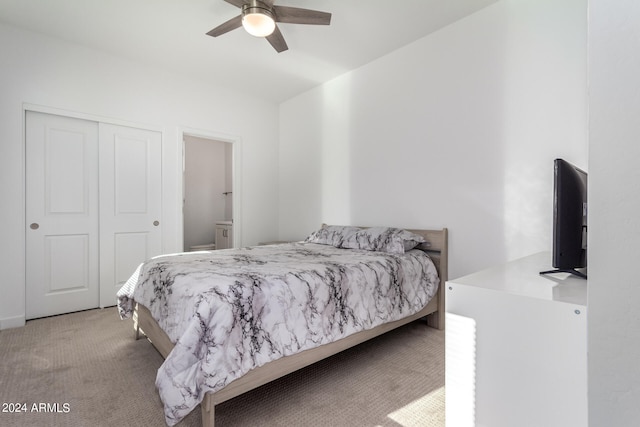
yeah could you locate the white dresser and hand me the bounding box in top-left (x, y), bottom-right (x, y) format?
top-left (445, 252), bottom-right (587, 427)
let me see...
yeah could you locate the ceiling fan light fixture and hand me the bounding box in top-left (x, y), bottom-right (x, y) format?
top-left (242, 4), bottom-right (276, 37)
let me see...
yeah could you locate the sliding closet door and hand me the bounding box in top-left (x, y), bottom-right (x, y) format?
top-left (25, 112), bottom-right (100, 319)
top-left (98, 123), bottom-right (162, 307)
top-left (26, 111), bottom-right (163, 317)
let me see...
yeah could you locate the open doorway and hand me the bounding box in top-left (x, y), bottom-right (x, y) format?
top-left (182, 131), bottom-right (240, 251)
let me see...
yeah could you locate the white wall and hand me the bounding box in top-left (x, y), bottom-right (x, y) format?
top-left (279, 0), bottom-right (587, 280)
top-left (0, 23), bottom-right (280, 329)
top-left (588, 0), bottom-right (640, 424)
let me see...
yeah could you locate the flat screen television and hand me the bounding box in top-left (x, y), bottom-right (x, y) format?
top-left (540, 158), bottom-right (588, 279)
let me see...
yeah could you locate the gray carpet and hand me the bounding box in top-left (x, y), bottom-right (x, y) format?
top-left (0, 307), bottom-right (444, 427)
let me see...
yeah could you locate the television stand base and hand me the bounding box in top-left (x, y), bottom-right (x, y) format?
top-left (540, 268), bottom-right (587, 280)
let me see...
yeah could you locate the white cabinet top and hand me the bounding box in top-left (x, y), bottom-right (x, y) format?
top-left (448, 252), bottom-right (587, 306)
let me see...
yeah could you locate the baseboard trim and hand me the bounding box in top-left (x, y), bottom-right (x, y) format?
top-left (0, 315), bottom-right (26, 330)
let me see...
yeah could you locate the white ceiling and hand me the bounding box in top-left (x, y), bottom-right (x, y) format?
top-left (0, 0), bottom-right (498, 103)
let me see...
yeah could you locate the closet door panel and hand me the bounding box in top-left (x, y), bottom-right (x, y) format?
top-left (114, 232), bottom-right (149, 285)
top-left (99, 123), bottom-right (162, 307)
top-left (25, 111), bottom-right (100, 319)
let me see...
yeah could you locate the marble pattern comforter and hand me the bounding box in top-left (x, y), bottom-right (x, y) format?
top-left (117, 242), bottom-right (439, 426)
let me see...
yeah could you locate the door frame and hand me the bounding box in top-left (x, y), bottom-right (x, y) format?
top-left (178, 127), bottom-right (242, 250)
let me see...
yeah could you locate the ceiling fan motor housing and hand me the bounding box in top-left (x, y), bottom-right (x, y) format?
top-left (242, 0), bottom-right (276, 37)
top-left (242, 0), bottom-right (275, 20)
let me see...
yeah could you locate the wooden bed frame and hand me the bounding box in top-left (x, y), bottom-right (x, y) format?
top-left (132, 227), bottom-right (448, 427)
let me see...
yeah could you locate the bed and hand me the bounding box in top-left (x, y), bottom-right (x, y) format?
top-left (117, 226), bottom-right (448, 427)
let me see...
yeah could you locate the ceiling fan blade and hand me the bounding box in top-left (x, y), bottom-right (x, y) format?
top-left (206, 15), bottom-right (242, 37)
top-left (223, 0), bottom-right (246, 8)
top-left (272, 5), bottom-right (331, 25)
top-left (266, 25), bottom-right (288, 53)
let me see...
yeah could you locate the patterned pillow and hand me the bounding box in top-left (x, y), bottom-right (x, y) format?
top-left (304, 225), bottom-right (361, 247)
top-left (340, 227), bottom-right (426, 254)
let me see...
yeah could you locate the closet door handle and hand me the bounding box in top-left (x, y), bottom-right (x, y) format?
top-left (153, 221), bottom-right (160, 226)
top-left (30, 223), bottom-right (39, 230)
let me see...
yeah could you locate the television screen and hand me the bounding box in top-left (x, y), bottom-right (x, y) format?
top-left (540, 158), bottom-right (587, 279)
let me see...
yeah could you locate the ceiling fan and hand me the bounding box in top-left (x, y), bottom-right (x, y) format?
top-left (206, 0), bottom-right (332, 53)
